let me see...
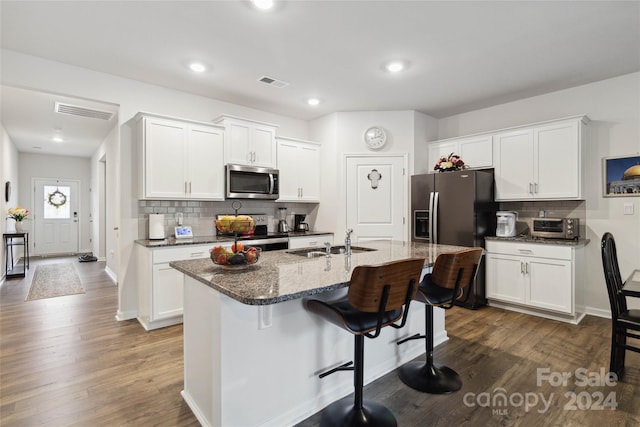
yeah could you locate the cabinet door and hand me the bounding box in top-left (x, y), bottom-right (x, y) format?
top-left (276, 140), bottom-right (300, 201)
top-left (298, 144), bottom-right (320, 202)
top-left (224, 122), bottom-right (252, 165)
top-left (251, 124), bottom-right (277, 168)
top-left (527, 257), bottom-right (573, 314)
top-left (494, 129), bottom-right (534, 200)
top-left (187, 125), bottom-right (225, 200)
top-left (486, 253), bottom-right (526, 304)
top-left (534, 121), bottom-right (580, 199)
top-left (152, 263), bottom-right (184, 320)
top-left (458, 135), bottom-right (493, 169)
top-left (145, 118), bottom-right (187, 198)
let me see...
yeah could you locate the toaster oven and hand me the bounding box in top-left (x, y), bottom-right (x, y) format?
top-left (531, 218), bottom-right (579, 240)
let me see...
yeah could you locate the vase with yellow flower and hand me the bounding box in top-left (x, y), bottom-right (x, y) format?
top-left (7, 206), bottom-right (30, 232)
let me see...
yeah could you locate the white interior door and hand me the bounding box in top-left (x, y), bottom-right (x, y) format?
top-left (346, 155), bottom-right (407, 244)
top-left (33, 178), bottom-right (80, 255)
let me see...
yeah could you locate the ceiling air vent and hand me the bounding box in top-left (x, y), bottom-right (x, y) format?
top-left (258, 75), bottom-right (290, 88)
top-left (54, 102), bottom-right (115, 121)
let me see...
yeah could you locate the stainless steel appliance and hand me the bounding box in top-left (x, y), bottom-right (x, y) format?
top-left (294, 214), bottom-right (309, 232)
top-left (411, 169), bottom-right (496, 309)
top-left (277, 207), bottom-right (290, 234)
top-left (531, 218), bottom-right (579, 240)
top-left (226, 164), bottom-right (279, 200)
top-left (496, 211), bottom-right (518, 237)
top-left (215, 213), bottom-right (289, 251)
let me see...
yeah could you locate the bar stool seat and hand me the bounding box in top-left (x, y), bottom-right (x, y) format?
top-left (397, 248), bottom-right (484, 394)
top-left (305, 257), bottom-right (425, 427)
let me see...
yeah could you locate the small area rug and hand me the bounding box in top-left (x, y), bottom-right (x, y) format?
top-left (25, 263), bottom-right (85, 301)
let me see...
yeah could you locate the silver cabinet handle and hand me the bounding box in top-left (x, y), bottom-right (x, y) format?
top-left (534, 183), bottom-right (538, 194)
top-left (189, 181), bottom-right (192, 194)
top-left (185, 182), bottom-right (188, 194)
top-left (520, 261), bottom-right (525, 274)
top-left (529, 183), bottom-right (533, 194)
top-left (113, 227), bottom-right (119, 231)
top-left (525, 262), bottom-right (529, 274)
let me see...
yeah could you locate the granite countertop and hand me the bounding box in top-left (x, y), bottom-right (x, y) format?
top-left (135, 230), bottom-right (334, 248)
top-left (170, 240), bottom-right (471, 306)
top-left (485, 235), bottom-right (590, 247)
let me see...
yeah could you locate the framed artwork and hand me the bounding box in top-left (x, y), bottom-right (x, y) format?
top-left (603, 154), bottom-right (640, 197)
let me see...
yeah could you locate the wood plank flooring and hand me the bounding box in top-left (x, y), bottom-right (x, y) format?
top-left (1, 256), bottom-right (638, 426)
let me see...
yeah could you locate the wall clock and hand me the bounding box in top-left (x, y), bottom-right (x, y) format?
top-left (364, 126), bottom-right (387, 150)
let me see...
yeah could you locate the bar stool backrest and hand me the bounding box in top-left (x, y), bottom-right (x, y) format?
top-left (348, 258), bottom-right (424, 313)
top-left (431, 248), bottom-right (484, 291)
top-left (601, 232), bottom-right (627, 316)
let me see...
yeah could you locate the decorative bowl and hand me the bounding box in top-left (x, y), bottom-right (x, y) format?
top-left (210, 245), bottom-right (261, 270)
top-left (215, 215), bottom-right (255, 234)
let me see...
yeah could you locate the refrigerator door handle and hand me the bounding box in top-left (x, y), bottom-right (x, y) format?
top-left (428, 191), bottom-right (435, 243)
top-left (433, 191), bottom-right (439, 244)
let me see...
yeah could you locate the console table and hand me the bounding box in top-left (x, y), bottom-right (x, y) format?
top-left (3, 232), bottom-right (29, 278)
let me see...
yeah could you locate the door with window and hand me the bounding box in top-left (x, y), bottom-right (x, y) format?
top-left (33, 179), bottom-right (80, 255)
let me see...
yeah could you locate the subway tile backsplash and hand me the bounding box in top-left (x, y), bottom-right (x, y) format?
top-left (137, 199), bottom-right (318, 239)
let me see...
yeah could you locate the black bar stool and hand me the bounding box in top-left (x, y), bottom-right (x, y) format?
top-left (304, 257), bottom-right (425, 427)
top-left (397, 248), bottom-right (483, 394)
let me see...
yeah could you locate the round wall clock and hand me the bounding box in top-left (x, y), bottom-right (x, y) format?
top-left (364, 126), bottom-right (387, 150)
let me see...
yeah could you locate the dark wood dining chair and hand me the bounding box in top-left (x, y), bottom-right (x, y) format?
top-left (304, 257), bottom-right (425, 427)
top-left (601, 232), bottom-right (640, 379)
top-left (397, 247), bottom-right (484, 393)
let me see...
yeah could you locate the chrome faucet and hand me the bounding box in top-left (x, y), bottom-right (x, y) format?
top-left (345, 229), bottom-right (353, 256)
top-left (324, 241), bottom-right (332, 257)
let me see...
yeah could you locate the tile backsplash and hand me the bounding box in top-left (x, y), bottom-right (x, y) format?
top-left (498, 200), bottom-right (586, 237)
top-left (137, 199), bottom-right (318, 239)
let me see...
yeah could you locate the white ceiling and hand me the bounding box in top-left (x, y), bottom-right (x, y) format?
top-left (1, 1), bottom-right (639, 157)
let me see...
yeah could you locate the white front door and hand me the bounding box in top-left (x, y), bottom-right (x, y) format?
top-left (345, 155), bottom-right (407, 244)
top-left (33, 179), bottom-right (80, 255)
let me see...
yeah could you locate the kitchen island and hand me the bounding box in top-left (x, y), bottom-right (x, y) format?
top-left (170, 240), bottom-right (472, 427)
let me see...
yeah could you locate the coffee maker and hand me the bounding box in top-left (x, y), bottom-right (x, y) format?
top-left (294, 214), bottom-right (309, 232)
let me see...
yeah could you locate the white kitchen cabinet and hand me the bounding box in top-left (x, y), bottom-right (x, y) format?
top-left (289, 233), bottom-right (333, 249)
top-left (277, 137), bottom-right (321, 202)
top-left (494, 116), bottom-right (587, 201)
top-left (485, 240), bottom-right (585, 323)
top-left (214, 115), bottom-right (278, 168)
top-left (137, 244), bottom-right (212, 330)
top-left (137, 113), bottom-right (225, 200)
top-left (427, 134), bottom-right (492, 171)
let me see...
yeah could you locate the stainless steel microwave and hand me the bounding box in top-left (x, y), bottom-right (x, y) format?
top-left (531, 217), bottom-right (579, 240)
top-left (226, 164), bottom-right (279, 200)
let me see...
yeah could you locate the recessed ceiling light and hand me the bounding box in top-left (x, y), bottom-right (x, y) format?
top-left (252, 0), bottom-right (274, 10)
top-left (189, 62), bottom-right (206, 73)
top-left (385, 60), bottom-right (407, 73)
top-left (52, 136), bottom-right (64, 143)
top-left (307, 98), bottom-right (321, 106)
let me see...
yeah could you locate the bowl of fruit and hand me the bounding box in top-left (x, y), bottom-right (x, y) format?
top-left (210, 242), bottom-right (261, 270)
top-left (215, 215), bottom-right (255, 235)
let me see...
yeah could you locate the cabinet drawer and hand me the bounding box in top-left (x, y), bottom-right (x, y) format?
top-left (486, 241), bottom-right (572, 260)
top-left (152, 244), bottom-right (212, 264)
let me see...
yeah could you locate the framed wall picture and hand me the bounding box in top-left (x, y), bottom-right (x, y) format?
top-left (603, 154), bottom-right (640, 197)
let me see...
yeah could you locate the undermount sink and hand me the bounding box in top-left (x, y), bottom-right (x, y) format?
top-left (287, 245), bottom-right (377, 258)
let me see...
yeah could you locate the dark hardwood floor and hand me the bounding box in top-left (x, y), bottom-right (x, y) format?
top-left (1, 256), bottom-right (638, 426)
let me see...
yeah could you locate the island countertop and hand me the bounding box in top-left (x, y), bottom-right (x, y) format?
top-left (170, 240), bottom-right (473, 306)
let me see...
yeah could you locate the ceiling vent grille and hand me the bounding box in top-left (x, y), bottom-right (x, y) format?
top-left (54, 102), bottom-right (115, 121)
top-left (258, 75), bottom-right (290, 88)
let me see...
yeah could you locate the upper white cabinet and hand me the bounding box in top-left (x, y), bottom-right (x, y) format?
top-left (494, 116), bottom-right (587, 201)
top-left (427, 134), bottom-right (493, 171)
top-left (137, 113), bottom-right (225, 200)
top-left (214, 115), bottom-right (278, 168)
top-left (276, 137), bottom-right (321, 203)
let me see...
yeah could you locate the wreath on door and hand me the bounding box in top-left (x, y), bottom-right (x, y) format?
top-left (47, 188), bottom-right (67, 209)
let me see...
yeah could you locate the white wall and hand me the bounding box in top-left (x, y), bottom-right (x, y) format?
top-left (310, 110), bottom-right (437, 238)
top-left (1, 49), bottom-right (311, 320)
top-left (1, 125), bottom-right (20, 278)
top-left (437, 72), bottom-right (640, 314)
top-left (18, 153), bottom-right (92, 254)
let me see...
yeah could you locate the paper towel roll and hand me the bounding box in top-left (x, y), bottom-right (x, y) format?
top-left (149, 214), bottom-right (165, 240)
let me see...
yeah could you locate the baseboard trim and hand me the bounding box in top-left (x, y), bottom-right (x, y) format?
top-left (104, 266), bottom-right (117, 284)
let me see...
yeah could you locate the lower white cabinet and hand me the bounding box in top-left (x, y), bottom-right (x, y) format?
top-left (289, 234), bottom-right (333, 249)
top-left (485, 240), bottom-right (585, 323)
top-left (137, 244), bottom-right (211, 330)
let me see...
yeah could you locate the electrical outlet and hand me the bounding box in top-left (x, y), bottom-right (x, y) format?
top-left (623, 203), bottom-right (634, 215)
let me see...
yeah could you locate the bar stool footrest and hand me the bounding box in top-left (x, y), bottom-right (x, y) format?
top-left (320, 397), bottom-right (397, 427)
top-left (398, 360), bottom-right (462, 394)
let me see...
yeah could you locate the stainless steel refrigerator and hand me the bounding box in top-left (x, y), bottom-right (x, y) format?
top-left (411, 168), bottom-right (496, 309)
